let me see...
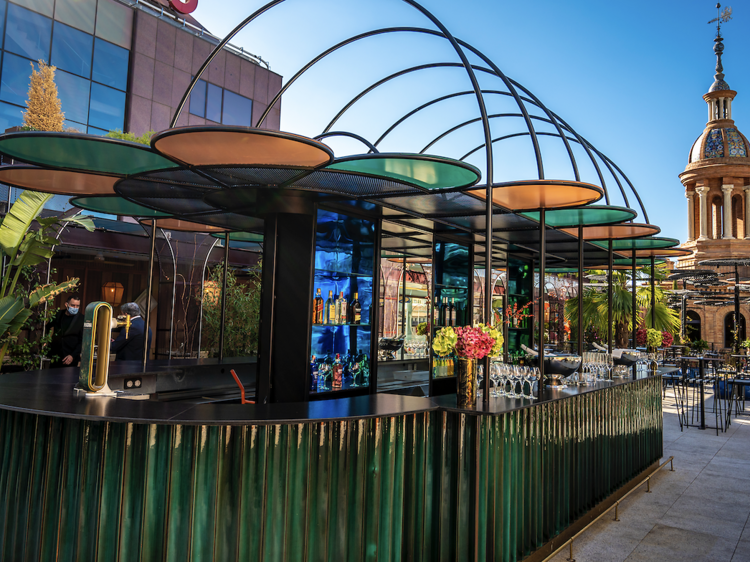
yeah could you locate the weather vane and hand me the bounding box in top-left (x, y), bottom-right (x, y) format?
top-left (708, 3), bottom-right (732, 37)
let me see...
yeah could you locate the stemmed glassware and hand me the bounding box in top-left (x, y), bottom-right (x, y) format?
top-left (490, 362), bottom-right (501, 397)
top-left (477, 365), bottom-right (484, 399)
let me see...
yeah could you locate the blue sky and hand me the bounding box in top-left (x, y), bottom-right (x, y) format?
top-left (193, 0), bottom-right (749, 242)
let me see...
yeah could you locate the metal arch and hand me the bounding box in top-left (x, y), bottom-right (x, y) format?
top-left (255, 27), bottom-right (441, 130)
top-left (314, 131), bottom-right (380, 153)
top-left (421, 113), bottom-right (524, 154)
top-left (197, 237), bottom-right (221, 355)
top-left (594, 152), bottom-right (650, 224)
top-left (171, 0), bottom-right (285, 128)
top-left (322, 62), bottom-right (493, 134)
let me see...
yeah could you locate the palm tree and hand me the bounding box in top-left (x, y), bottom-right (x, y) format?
top-left (565, 265), bottom-right (679, 348)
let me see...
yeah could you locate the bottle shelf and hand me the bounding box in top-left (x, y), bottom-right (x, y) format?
top-left (312, 323), bottom-right (370, 328)
top-left (315, 269), bottom-right (373, 278)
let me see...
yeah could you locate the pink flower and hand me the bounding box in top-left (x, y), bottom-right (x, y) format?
top-left (453, 326), bottom-right (495, 359)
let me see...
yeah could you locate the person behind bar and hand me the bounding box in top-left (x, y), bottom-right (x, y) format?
top-left (48, 294), bottom-right (84, 368)
top-left (110, 302), bottom-right (152, 362)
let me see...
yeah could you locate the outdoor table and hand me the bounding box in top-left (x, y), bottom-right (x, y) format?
top-left (681, 356), bottom-right (718, 431)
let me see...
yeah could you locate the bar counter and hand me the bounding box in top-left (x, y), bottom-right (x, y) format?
top-left (0, 368), bottom-right (663, 561)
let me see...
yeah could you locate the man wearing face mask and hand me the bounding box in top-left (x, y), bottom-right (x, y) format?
top-left (48, 294), bottom-right (85, 369)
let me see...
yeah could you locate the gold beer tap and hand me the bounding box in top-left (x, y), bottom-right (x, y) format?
top-left (113, 314), bottom-right (132, 339)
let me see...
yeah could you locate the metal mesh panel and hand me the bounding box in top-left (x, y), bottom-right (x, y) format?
top-left (134, 197), bottom-right (216, 215)
top-left (116, 178), bottom-right (211, 200)
top-left (291, 170), bottom-right (421, 198)
top-left (202, 167), bottom-right (306, 186)
top-left (376, 192), bottom-right (486, 216)
top-left (187, 212), bottom-right (264, 231)
top-left (141, 169), bottom-right (220, 186)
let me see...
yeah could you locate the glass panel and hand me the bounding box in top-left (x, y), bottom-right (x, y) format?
top-left (221, 89), bottom-right (252, 127)
top-left (9, 0), bottom-right (52, 17)
top-left (206, 83), bottom-right (221, 123)
top-left (188, 78), bottom-right (205, 118)
top-left (0, 101), bottom-right (23, 132)
top-left (51, 22), bottom-right (92, 78)
top-left (0, 1), bottom-right (8, 50)
top-left (0, 52), bottom-right (32, 106)
top-left (94, 0), bottom-right (132, 49)
top-left (56, 69), bottom-right (90, 124)
top-left (5, 4), bottom-right (52, 61)
top-left (86, 125), bottom-right (107, 135)
top-left (63, 119), bottom-right (85, 132)
top-left (88, 82), bottom-right (124, 131)
top-left (311, 210), bottom-right (375, 395)
top-left (54, 0), bottom-right (96, 34)
top-left (92, 38), bottom-right (127, 90)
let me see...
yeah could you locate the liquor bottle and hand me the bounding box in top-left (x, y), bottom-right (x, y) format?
top-left (350, 293), bottom-right (361, 325)
top-left (438, 297), bottom-right (446, 326)
top-left (433, 296), bottom-right (440, 325)
top-left (343, 350), bottom-right (353, 387)
top-left (332, 354), bottom-right (343, 389)
top-left (322, 352), bottom-right (333, 390)
top-left (313, 288), bottom-right (324, 324)
top-left (325, 290), bottom-right (335, 324)
top-left (310, 355), bottom-right (318, 392)
top-left (339, 291), bottom-right (348, 324)
top-left (448, 298), bottom-right (456, 326)
top-left (357, 349), bottom-right (370, 386)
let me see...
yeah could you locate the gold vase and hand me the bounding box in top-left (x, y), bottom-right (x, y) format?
top-left (456, 357), bottom-right (477, 408)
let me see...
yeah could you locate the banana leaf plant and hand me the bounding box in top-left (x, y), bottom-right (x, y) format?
top-left (0, 191), bottom-right (94, 366)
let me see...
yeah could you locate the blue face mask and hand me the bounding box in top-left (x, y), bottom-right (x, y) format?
top-left (67, 306), bottom-right (79, 315)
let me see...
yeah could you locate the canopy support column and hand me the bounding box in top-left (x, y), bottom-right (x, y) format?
top-left (143, 220), bottom-right (156, 372)
top-left (577, 225), bottom-right (584, 359)
top-left (632, 249), bottom-right (637, 379)
top-left (483, 185), bottom-right (492, 405)
top-left (608, 239), bottom-right (613, 353)
top-left (650, 256), bottom-right (655, 330)
top-left (539, 209), bottom-right (546, 396)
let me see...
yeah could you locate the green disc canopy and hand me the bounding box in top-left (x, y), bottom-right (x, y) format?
top-left (593, 237), bottom-right (680, 251)
top-left (70, 196), bottom-right (171, 217)
top-left (326, 153), bottom-right (480, 190)
top-left (521, 205), bottom-right (637, 227)
top-left (0, 132), bottom-right (178, 175)
top-left (212, 232), bottom-right (264, 243)
top-left (589, 258), bottom-right (667, 269)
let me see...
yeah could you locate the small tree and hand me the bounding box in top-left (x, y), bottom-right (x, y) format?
top-left (105, 129), bottom-right (156, 145)
top-left (22, 60), bottom-right (64, 132)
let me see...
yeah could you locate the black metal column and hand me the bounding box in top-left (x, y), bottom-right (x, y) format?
top-left (632, 249), bottom-right (637, 346)
top-left (650, 256), bottom-right (656, 330)
top-left (218, 233), bottom-right (230, 362)
top-left (578, 225), bottom-right (584, 359)
top-left (539, 209), bottom-right (546, 395)
top-left (608, 239), bottom-right (613, 353)
top-left (483, 186), bottom-right (492, 406)
top-left (735, 264), bottom-right (741, 351)
top-left (401, 255), bottom-right (407, 360)
top-left (143, 220), bottom-right (156, 372)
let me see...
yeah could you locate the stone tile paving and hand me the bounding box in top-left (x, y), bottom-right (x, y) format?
top-left (549, 391), bottom-right (750, 562)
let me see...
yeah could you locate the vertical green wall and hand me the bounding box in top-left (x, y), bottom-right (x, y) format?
top-left (0, 377), bottom-right (661, 561)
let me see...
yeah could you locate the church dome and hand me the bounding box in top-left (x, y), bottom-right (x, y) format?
top-left (689, 126), bottom-right (749, 163)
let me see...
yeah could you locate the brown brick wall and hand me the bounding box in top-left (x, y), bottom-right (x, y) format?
top-left (126, 11), bottom-right (281, 135)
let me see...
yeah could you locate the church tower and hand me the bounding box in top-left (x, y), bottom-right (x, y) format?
top-left (678, 6), bottom-right (750, 268)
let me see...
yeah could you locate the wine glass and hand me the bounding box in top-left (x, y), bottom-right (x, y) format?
top-left (477, 365), bottom-right (484, 399)
top-left (523, 367), bottom-right (533, 399)
top-left (490, 363), bottom-right (501, 397)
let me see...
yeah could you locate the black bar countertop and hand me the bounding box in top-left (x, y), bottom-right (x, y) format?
top-left (0, 366), bottom-right (658, 425)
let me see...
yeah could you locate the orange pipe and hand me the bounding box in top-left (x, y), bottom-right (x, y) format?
top-left (230, 369), bottom-right (254, 404)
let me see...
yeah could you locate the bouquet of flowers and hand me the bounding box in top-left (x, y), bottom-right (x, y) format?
top-left (416, 322), bottom-right (430, 336)
top-left (477, 323), bottom-right (504, 357)
top-left (432, 326), bottom-right (457, 356)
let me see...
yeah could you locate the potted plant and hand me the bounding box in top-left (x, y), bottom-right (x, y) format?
top-left (660, 331), bottom-right (674, 348)
top-left (740, 339), bottom-right (750, 355)
top-left (691, 339), bottom-right (709, 355)
top-left (432, 323), bottom-right (503, 407)
top-left (646, 329), bottom-right (663, 353)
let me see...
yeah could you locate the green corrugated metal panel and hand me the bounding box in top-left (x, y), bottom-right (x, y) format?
top-left (0, 377), bottom-right (662, 561)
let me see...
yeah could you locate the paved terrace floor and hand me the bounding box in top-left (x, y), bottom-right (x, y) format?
top-left (549, 388), bottom-right (750, 562)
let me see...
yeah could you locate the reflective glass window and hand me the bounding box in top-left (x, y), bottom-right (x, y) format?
top-left (0, 101), bottom-right (23, 132)
top-left (86, 125), bottom-right (107, 135)
top-left (206, 83), bottom-right (221, 123)
top-left (54, 0), bottom-right (95, 34)
top-left (0, 1), bottom-right (7, 51)
top-left (92, 38), bottom-right (127, 90)
top-left (189, 79), bottom-right (205, 118)
top-left (95, 0), bottom-right (132, 50)
top-left (56, 69), bottom-right (90, 124)
top-left (51, 22), bottom-right (92, 78)
top-left (221, 90), bottom-right (252, 127)
top-left (5, 4), bottom-right (52, 61)
top-left (0, 52), bottom-right (32, 106)
top-left (9, 0), bottom-right (52, 17)
top-left (88, 82), bottom-right (124, 131)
